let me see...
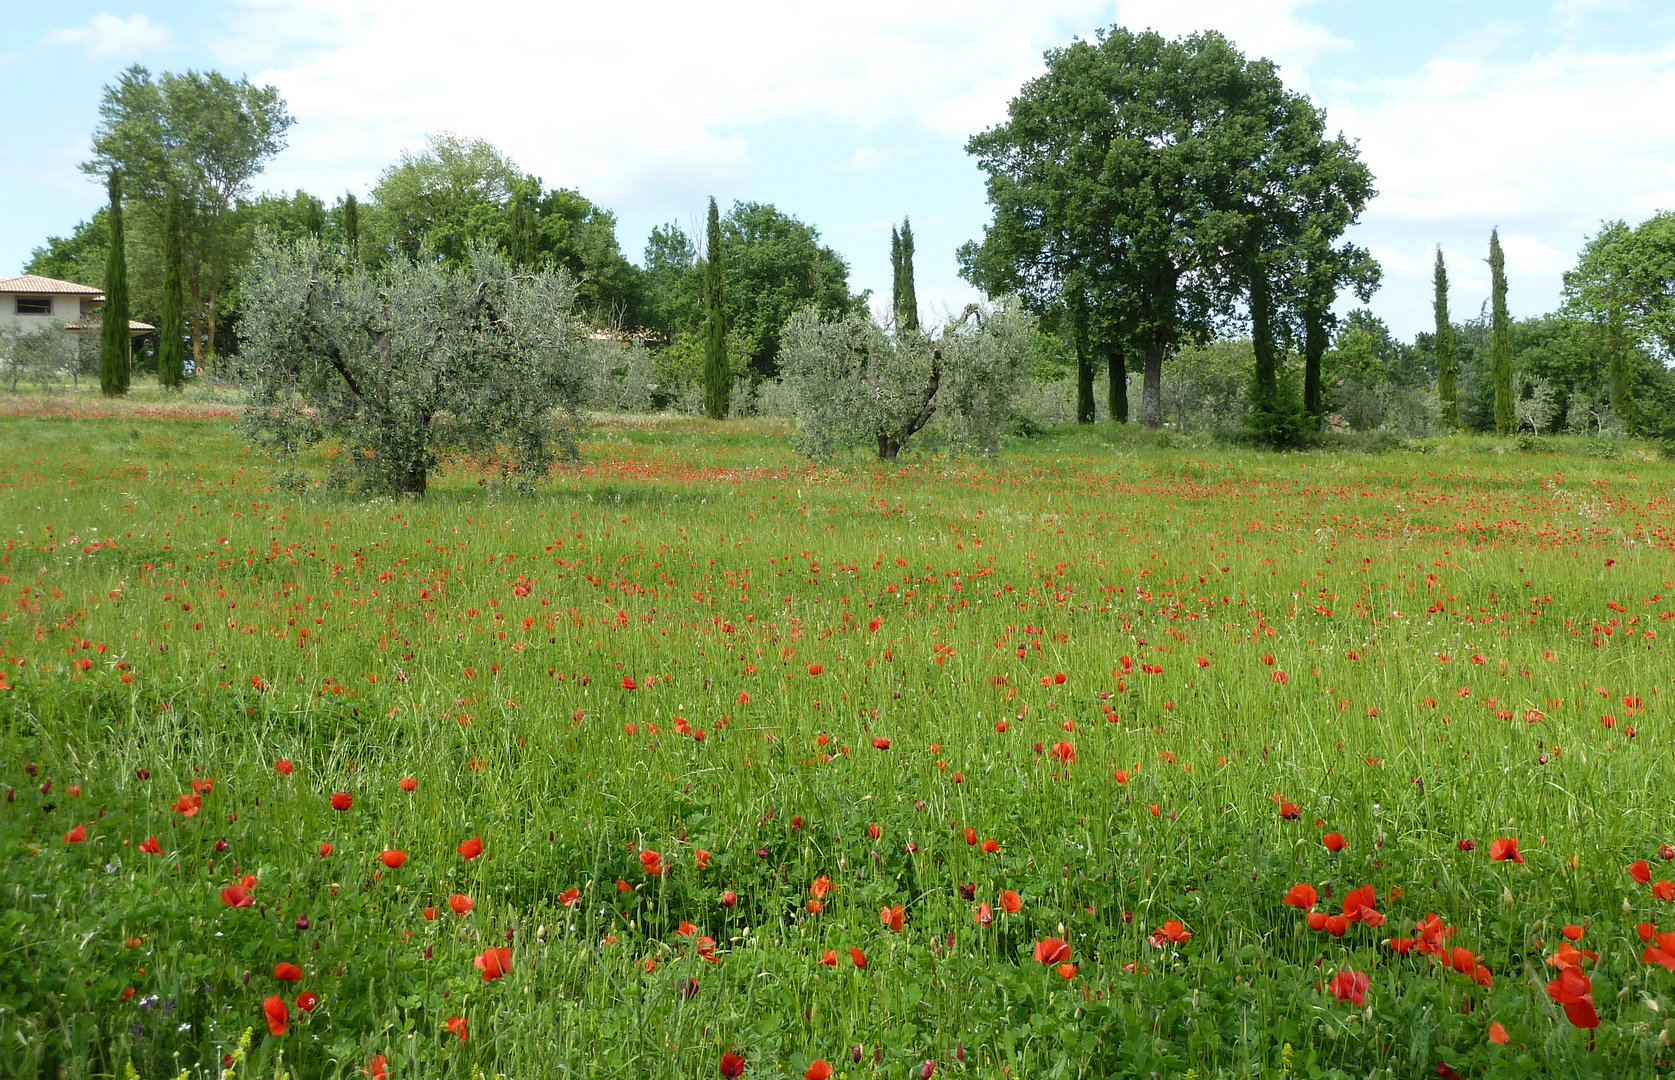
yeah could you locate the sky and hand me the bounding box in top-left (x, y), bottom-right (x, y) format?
top-left (5, 0), bottom-right (1675, 339)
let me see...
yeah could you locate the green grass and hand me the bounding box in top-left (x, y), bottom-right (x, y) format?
top-left (2, 412), bottom-right (1673, 1079)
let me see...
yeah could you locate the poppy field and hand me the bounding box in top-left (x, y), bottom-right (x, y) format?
top-left (2, 414), bottom-right (1674, 1080)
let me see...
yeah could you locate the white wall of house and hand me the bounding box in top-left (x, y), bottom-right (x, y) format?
top-left (0, 292), bottom-right (87, 334)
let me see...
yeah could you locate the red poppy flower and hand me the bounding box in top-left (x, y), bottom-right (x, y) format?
top-left (849, 947), bottom-right (866, 968)
top-left (295, 990), bottom-right (318, 1012)
top-left (1113, 768), bottom-right (1129, 783)
top-left (263, 994), bottom-right (289, 1035)
top-left (721, 889), bottom-right (737, 907)
top-left (559, 887), bottom-right (580, 907)
top-left (810, 874), bottom-right (833, 899)
top-left (872, 737), bottom-right (891, 750)
top-left (1545, 965), bottom-right (1599, 1028)
top-left (695, 848), bottom-right (712, 868)
top-left (981, 838), bottom-right (1000, 853)
top-left (1488, 837), bottom-right (1523, 863)
top-left (676, 920), bottom-right (699, 937)
top-left (445, 1016), bottom-right (467, 1042)
top-left (1322, 832), bottom-right (1346, 853)
top-left (1033, 937), bottom-right (1071, 964)
top-left (63, 824), bottom-right (86, 843)
top-left (1057, 963), bottom-right (1076, 979)
top-left (999, 889), bottom-right (1022, 913)
top-left (1342, 884), bottom-right (1376, 922)
top-left (640, 849), bottom-right (664, 875)
top-left (1283, 884), bottom-right (1317, 909)
top-left (330, 792), bottom-right (352, 811)
top-left (380, 849), bottom-right (406, 868)
top-left (139, 836), bottom-right (162, 854)
top-left (720, 1050), bottom-right (746, 1078)
top-left (474, 946), bottom-right (511, 981)
top-left (458, 836), bottom-right (483, 860)
top-left (398, 777), bottom-right (416, 792)
top-left (448, 893), bottom-right (474, 916)
top-left (1306, 911), bottom-right (1329, 931)
top-left (318, 842), bottom-right (332, 858)
top-left (818, 949), bottom-right (838, 966)
top-left (1655, 880), bottom-right (1675, 901)
top-left (1642, 931), bottom-right (1675, 971)
top-left (274, 962), bottom-right (302, 982)
top-left (1629, 859), bottom-right (1653, 883)
top-left (275, 760), bottom-right (293, 776)
top-left (367, 1055), bottom-right (387, 1080)
top-left (621, 676), bottom-right (637, 690)
top-left (1050, 741), bottom-right (1075, 764)
top-left (1487, 1020), bottom-right (1509, 1044)
top-left (880, 904), bottom-right (905, 931)
top-left (1279, 801), bottom-right (1301, 820)
top-left (807, 663), bottom-right (822, 675)
top-left (1327, 970), bottom-right (1369, 1005)
top-left (424, 906), bottom-right (439, 921)
top-left (1153, 920), bottom-right (1192, 944)
top-left (805, 1060), bottom-right (833, 1080)
top-left (221, 884), bottom-right (253, 908)
top-left (973, 901), bottom-right (994, 925)
top-left (173, 793), bottom-right (201, 817)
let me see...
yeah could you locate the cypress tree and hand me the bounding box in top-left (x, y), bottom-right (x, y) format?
top-left (99, 171), bottom-right (131, 396)
top-left (343, 192), bottom-right (360, 262)
top-left (896, 218), bottom-right (918, 333)
top-left (158, 196), bottom-right (186, 389)
top-left (1488, 229), bottom-right (1514, 435)
top-left (890, 226), bottom-right (903, 326)
top-left (702, 197), bottom-right (729, 420)
top-left (1434, 246), bottom-right (1456, 428)
top-left (510, 186), bottom-right (539, 269)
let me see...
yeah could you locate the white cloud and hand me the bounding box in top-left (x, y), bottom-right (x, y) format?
top-left (41, 13), bottom-right (168, 59)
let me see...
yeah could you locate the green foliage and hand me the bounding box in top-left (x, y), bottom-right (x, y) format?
top-left (718, 202), bottom-right (860, 377)
top-left (1561, 213), bottom-right (1675, 435)
top-left (782, 300), bottom-right (1038, 460)
top-left (237, 236), bottom-right (589, 495)
top-left (157, 200), bottom-right (185, 388)
top-left (1488, 230), bottom-right (1515, 435)
top-left (891, 218), bottom-right (919, 333)
top-left (1435, 247), bottom-right (1457, 428)
top-left (703, 198), bottom-right (729, 420)
top-left (100, 173), bottom-right (132, 397)
top-left (85, 65), bottom-right (294, 372)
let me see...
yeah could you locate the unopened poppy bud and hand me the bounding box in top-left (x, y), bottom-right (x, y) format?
top-left (921, 1061), bottom-right (936, 1079)
top-left (242, 970), bottom-right (251, 985)
top-left (424, 946), bottom-right (433, 959)
top-left (24, 762), bottom-right (37, 777)
top-left (721, 890), bottom-right (737, 907)
top-left (851, 1046), bottom-right (863, 1063)
top-left (214, 839), bottom-right (227, 852)
top-left (956, 1042), bottom-right (965, 1061)
top-left (295, 914), bottom-right (309, 930)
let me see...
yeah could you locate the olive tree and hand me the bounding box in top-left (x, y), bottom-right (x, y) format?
top-left (782, 300), bottom-right (1037, 461)
top-left (238, 235), bottom-right (589, 495)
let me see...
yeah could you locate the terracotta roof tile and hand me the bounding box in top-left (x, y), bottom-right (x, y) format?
top-left (0, 274), bottom-right (104, 296)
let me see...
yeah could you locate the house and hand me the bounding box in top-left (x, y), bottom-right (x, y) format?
top-left (0, 273), bottom-right (154, 341)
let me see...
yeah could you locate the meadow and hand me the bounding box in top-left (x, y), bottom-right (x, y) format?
top-left (1, 406), bottom-right (1672, 1080)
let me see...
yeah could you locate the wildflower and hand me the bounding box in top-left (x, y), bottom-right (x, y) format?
top-left (1629, 859), bottom-right (1653, 883)
top-left (295, 990), bottom-right (318, 1012)
top-left (1050, 741), bottom-right (1075, 764)
top-left (398, 777), bottom-right (416, 792)
top-left (1327, 970), bottom-right (1369, 1006)
top-left (1488, 837), bottom-right (1523, 863)
top-left (1488, 1021), bottom-right (1509, 1044)
top-left (445, 1016), bottom-right (467, 1042)
top-left (221, 884), bottom-right (253, 908)
top-left (999, 889), bottom-right (1022, 913)
top-left (330, 792), bottom-right (352, 811)
top-left (1544, 965), bottom-right (1599, 1028)
top-left (448, 893), bottom-right (474, 916)
top-left (810, 875), bottom-right (833, 900)
top-left (818, 949), bottom-right (838, 966)
top-left (1151, 920), bottom-right (1192, 945)
top-left (559, 887), bottom-right (580, 907)
top-left (173, 794), bottom-right (201, 817)
top-left (695, 849), bottom-right (712, 868)
top-left (849, 947), bottom-right (867, 968)
top-left (1322, 832), bottom-right (1346, 853)
top-left (273, 962), bottom-right (302, 982)
top-left (1283, 884), bottom-right (1317, 909)
top-left (1656, 880), bottom-right (1675, 901)
top-left (274, 760), bottom-right (293, 776)
top-left (720, 1050), bottom-right (746, 1078)
top-left (880, 904), bottom-right (905, 931)
top-left (380, 850), bottom-right (406, 868)
top-left (138, 836), bottom-right (162, 855)
top-left (263, 995), bottom-right (288, 1036)
top-left (367, 1055), bottom-right (387, 1079)
top-left (1033, 937), bottom-right (1071, 964)
top-left (807, 663), bottom-right (822, 675)
top-left (458, 836), bottom-right (483, 860)
top-left (872, 737), bottom-right (891, 750)
top-left (318, 842), bottom-right (332, 858)
top-left (473, 946), bottom-right (511, 981)
top-left (981, 838), bottom-right (1000, 853)
top-left (63, 824), bottom-right (86, 843)
top-left (640, 849), bottom-right (664, 875)
top-left (973, 901), bottom-right (993, 925)
top-left (805, 1060), bottom-right (833, 1080)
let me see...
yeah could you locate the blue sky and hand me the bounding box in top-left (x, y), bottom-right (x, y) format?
top-left (5, 1), bottom-right (1675, 338)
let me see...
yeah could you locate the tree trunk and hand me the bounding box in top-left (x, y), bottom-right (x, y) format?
top-left (877, 434), bottom-right (900, 460)
top-left (1141, 332), bottom-right (1164, 428)
top-left (1107, 336), bottom-right (1127, 423)
top-left (1250, 265), bottom-right (1277, 411)
top-left (394, 465), bottom-right (427, 496)
top-left (1303, 300), bottom-right (1327, 421)
top-left (1072, 288), bottom-right (1094, 424)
